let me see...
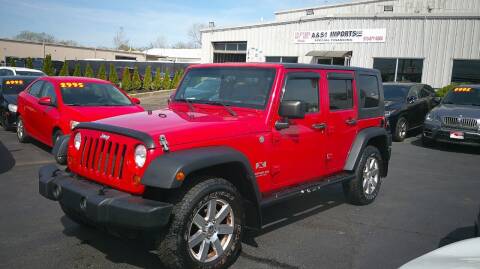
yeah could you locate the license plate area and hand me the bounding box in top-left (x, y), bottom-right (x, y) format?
top-left (450, 131), bottom-right (464, 140)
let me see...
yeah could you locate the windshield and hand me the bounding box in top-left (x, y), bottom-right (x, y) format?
top-left (442, 87), bottom-right (480, 106)
top-left (175, 67), bottom-right (276, 109)
top-left (61, 83), bottom-right (133, 106)
top-left (16, 71), bottom-right (45, 76)
top-left (1, 78), bottom-right (36, 95)
top-left (383, 85), bottom-right (409, 101)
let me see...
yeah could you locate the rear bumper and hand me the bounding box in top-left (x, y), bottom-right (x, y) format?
top-left (423, 123), bottom-right (480, 146)
top-left (39, 164), bottom-right (173, 230)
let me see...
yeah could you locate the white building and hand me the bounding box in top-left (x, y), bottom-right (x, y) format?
top-left (201, 0), bottom-right (480, 88)
top-left (143, 48), bottom-right (202, 63)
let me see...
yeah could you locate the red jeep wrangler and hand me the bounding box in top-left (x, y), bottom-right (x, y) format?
top-left (39, 63), bottom-right (390, 269)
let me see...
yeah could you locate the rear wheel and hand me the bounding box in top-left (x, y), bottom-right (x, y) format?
top-left (16, 116), bottom-right (29, 143)
top-left (343, 145), bottom-right (383, 205)
top-left (53, 129), bottom-right (64, 146)
top-left (157, 178), bottom-right (244, 269)
top-left (393, 117), bottom-right (408, 142)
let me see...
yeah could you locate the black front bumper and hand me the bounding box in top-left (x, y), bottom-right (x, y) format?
top-left (423, 123), bottom-right (480, 146)
top-left (2, 110), bottom-right (18, 126)
top-left (39, 165), bottom-right (173, 230)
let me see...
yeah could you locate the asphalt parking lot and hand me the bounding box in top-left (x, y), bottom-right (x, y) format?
top-left (0, 95), bottom-right (479, 269)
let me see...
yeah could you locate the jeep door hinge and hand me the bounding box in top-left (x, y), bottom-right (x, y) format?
top-left (159, 135), bottom-right (170, 152)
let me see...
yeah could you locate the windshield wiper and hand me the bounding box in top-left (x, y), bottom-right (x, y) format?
top-left (203, 100), bottom-right (237, 116)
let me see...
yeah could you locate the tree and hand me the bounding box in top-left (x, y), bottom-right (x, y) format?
top-left (8, 58), bottom-right (16, 67)
top-left (97, 63), bottom-right (107, 80)
top-left (131, 66), bottom-right (142, 91)
top-left (84, 63), bottom-right (94, 77)
top-left (14, 31), bottom-right (55, 43)
top-left (42, 54), bottom-right (55, 75)
top-left (162, 69), bottom-right (171, 90)
top-left (108, 63), bottom-right (118, 84)
top-left (59, 60), bottom-right (70, 76)
top-left (143, 66), bottom-right (153, 91)
top-left (171, 69), bottom-right (183, 89)
top-left (153, 67), bottom-right (162, 91)
top-left (188, 23), bottom-right (207, 48)
top-left (26, 57), bottom-right (33, 69)
top-left (121, 68), bottom-right (131, 91)
top-left (73, 63), bottom-right (82, 76)
top-left (171, 41), bottom-right (194, 49)
top-left (149, 36), bottom-right (168, 49)
top-left (113, 27), bottom-right (130, 51)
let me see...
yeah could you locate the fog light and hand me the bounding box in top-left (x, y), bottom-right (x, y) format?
top-left (52, 184), bottom-right (62, 200)
top-left (175, 171), bottom-right (185, 181)
top-left (79, 197), bottom-right (87, 211)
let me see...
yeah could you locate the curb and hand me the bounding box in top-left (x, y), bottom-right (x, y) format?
top-left (130, 90), bottom-right (174, 98)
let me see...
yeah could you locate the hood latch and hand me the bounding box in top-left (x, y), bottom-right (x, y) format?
top-left (159, 135), bottom-right (170, 153)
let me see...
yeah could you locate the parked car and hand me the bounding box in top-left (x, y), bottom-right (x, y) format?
top-left (400, 237), bottom-right (480, 269)
top-left (0, 67), bottom-right (45, 76)
top-left (16, 77), bottom-right (144, 147)
top-left (38, 63), bottom-right (391, 269)
top-left (383, 83), bottom-right (439, 141)
top-left (0, 76), bottom-right (40, 130)
top-left (423, 85), bottom-right (480, 146)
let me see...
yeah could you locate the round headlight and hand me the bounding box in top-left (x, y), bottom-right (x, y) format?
top-left (74, 132), bottom-right (82, 150)
top-left (134, 145), bottom-right (147, 168)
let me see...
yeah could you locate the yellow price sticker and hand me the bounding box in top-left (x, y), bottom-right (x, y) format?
top-left (60, 82), bottom-right (84, 88)
top-left (5, 80), bottom-right (24, 85)
top-left (454, 87), bottom-right (472, 92)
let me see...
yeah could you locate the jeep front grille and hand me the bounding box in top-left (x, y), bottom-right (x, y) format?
top-left (79, 135), bottom-right (127, 179)
top-left (442, 116), bottom-right (479, 130)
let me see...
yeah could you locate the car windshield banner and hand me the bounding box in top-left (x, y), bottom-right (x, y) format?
top-left (294, 28), bottom-right (386, 44)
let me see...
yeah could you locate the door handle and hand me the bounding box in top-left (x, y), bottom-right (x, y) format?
top-left (345, 119), bottom-right (357, 126)
top-left (312, 123), bottom-right (327, 130)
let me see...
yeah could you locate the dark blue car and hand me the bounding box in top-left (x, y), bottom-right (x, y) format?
top-left (0, 76), bottom-right (39, 130)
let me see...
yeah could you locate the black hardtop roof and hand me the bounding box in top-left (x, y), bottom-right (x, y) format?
top-left (280, 63), bottom-right (378, 73)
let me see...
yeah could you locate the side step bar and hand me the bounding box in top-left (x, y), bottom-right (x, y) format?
top-left (260, 173), bottom-right (355, 208)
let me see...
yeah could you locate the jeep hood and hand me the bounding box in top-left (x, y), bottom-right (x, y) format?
top-left (94, 108), bottom-right (266, 146)
top-left (66, 105), bottom-right (144, 122)
top-left (431, 104), bottom-right (480, 118)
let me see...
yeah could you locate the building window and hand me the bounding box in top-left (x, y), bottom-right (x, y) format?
top-left (212, 42), bottom-right (247, 52)
top-left (212, 42), bottom-right (247, 63)
top-left (451, 60), bottom-right (480, 84)
top-left (306, 9), bottom-right (314, 15)
top-left (373, 58), bottom-right (423, 83)
top-left (317, 57), bottom-right (347, 66)
top-left (358, 75), bottom-right (380, 108)
top-left (328, 78), bottom-right (354, 110)
top-left (265, 56), bottom-right (298, 63)
top-left (384, 5), bottom-right (394, 12)
top-left (115, 55), bottom-right (136, 60)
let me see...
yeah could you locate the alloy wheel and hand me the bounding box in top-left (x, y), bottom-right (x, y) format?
top-left (17, 119), bottom-right (24, 139)
top-left (398, 120), bottom-right (407, 138)
top-left (188, 198), bottom-right (235, 263)
top-left (363, 156), bottom-right (379, 195)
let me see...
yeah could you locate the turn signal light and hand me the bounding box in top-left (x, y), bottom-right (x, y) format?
top-left (175, 171), bottom-right (186, 181)
top-left (133, 175), bottom-right (141, 185)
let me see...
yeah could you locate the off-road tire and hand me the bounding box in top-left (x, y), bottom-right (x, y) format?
top-left (393, 117), bottom-right (408, 142)
top-left (53, 129), bottom-right (63, 147)
top-left (157, 177), bottom-right (244, 269)
top-left (16, 116), bottom-right (29, 143)
top-left (343, 145), bottom-right (383, 205)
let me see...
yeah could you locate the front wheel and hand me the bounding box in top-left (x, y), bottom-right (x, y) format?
top-left (157, 178), bottom-right (244, 269)
top-left (17, 116), bottom-right (29, 143)
top-left (343, 145), bottom-right (383, 205)
top-left (393, 117), bottom-right (408, 142)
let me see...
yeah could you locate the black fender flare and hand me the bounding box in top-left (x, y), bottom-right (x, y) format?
top-left (52, 134), bottom-right (70, 165)
top-left (141, 146), bottom-right (261, 202)
top-left (344, 127), bottom-right (391, 175)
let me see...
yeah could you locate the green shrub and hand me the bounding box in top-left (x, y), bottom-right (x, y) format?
top-left (171, 69), bottom-right (184, 89)
top-left (26, 57), bottom-right (33, 69)
top-left (162, 69), bottom-right (171, 90)
top-left (8, 58), bottom-right (16, 67)
top-left (59, 60), bottom-right (70, 76)
top-left (42, 54), bottom-right (55, 75)
top-left (436, 82), bottom-right (471, 97)
top-left (73, 63), bottom-right (82, 76)
top-left (143, 66), bottom-right (153, 91)
top-left (97, 63), bottom-right (107, 80)
top-left (108, 63), bottom-right (118, 84)
top-left (131, 66), bottom-right (142, 91)
top-left (121, 68), bottom-right (131, 91)
top-left (153, 67), bottom-right (162, 91)
top-left (84, 64), bottom-right (94, 77)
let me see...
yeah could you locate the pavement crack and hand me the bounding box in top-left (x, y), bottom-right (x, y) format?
top-left (241, 252), bottom-right (299, 269)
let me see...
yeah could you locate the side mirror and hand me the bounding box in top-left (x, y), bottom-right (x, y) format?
top-left (168, 92), bottom-right (175, 105)
top-left (407, 96), bottom-right (418, 104)
top-left (38, 96), bottom-right (53, 106)
top-left (131, 97), bottom-right (141, 104)
top-left (275, 100), bottom-right (305, 130)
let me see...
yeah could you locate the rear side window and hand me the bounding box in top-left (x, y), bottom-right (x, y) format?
top-left (358, 75), bottom-right (380, 108)
top-left (328, 79), bottom-right (353, 110)
top-left (282, 76), bottom-right (319, 113)
top-left (28, 81), bottom-right (44, 98)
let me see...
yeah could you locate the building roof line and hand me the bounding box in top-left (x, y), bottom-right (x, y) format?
top-left (201, 13), bottom-right (480, 33)
top-left (274, 0), bottom-right (387, 15)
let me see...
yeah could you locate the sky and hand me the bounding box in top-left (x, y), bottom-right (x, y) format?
top-left (0, 0), bottom-right (348, 48)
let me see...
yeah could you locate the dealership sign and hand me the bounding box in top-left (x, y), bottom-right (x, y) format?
top-left (294, 29), bottom-right (386, 44)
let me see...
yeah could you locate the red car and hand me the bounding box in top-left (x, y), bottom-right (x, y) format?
top-left (17, 77), bottom-right (144, 147)
top-left (39, 63), bottom-right (390, 269)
